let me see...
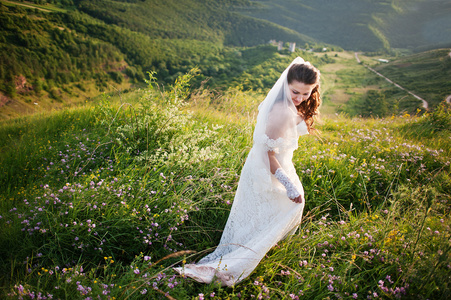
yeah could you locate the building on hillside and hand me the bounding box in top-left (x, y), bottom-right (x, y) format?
top-left (278, 41), bottom-right (283, 51)
top-left (289, 42), bottom-right (296, 52)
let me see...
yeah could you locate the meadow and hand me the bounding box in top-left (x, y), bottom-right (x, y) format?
top-left (0, 70), bottom-right (450, 299)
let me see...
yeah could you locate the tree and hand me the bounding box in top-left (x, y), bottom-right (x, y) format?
top-left (360, 90), bottom-right (389, 118)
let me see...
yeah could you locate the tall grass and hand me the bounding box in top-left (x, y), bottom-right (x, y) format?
top-left (1, 71), bottom-right (450, 299)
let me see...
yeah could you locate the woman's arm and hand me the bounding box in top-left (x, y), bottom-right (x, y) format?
top-left (268, 150), bottom-right (282, 174)
top-left (268, 151), bottom-right (304, 203)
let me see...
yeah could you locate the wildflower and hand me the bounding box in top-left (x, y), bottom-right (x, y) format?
top-left (15, 284), bottom-right (25, 295)
top-left (199, 293), bottom-right (204, 300)
top-left (141, 289), bottom-right (147, 295)
top-left (134, 268), bottom-right (140, 275)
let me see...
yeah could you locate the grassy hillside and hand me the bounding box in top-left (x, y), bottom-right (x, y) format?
top-left (312, 49), bottom-right (451, 116)
top-left (0, 72), bottom-right (450, 299)
top-left (0, 3), bottom-right (131, 115)
top-left (76, 0), bottom-right (315, 47)
top-left (2, 0), bottom-right (450, 120)
top-left (241, 0), bottom-right (451, 52)
top-left (378, 0), bottom-right (451, 51)
top-left (373, 49), bottom-right (451, 109)
top-left (0, 0), bottom-right (322, 118)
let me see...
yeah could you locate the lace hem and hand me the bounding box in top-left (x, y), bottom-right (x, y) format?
top-left (174, 264), bottom-right (237, 286)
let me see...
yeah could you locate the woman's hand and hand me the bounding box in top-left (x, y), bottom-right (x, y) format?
top-left (290, 194), bottom-right (304, 204)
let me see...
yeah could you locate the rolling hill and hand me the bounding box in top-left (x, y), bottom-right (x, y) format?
top-left (240, 0), bottom-right (451, 52)
top-left (0, 0), bottom-right (320, 118)
top-left (0, 0), bottom-right (450, 119)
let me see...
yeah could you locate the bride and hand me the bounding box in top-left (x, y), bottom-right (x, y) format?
top-left (175, 57), bottom-right (321, 286)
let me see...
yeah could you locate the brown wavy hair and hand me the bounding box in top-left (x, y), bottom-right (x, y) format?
top-left (287, 63), bottom-right (321, 133)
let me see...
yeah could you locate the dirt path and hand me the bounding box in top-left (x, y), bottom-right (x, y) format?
top-left (1, 0), bottom-right (53, 12)
top-left (355, 52), bottom-right (429, 110)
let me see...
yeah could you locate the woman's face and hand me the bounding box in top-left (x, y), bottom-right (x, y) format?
top-left (288, 80), bottom-right (315, 106)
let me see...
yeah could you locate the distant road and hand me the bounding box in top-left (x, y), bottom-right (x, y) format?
top-left (355, 53), bottom-right (429, 110)
top-left (1, 0), bottom-right (53, 12)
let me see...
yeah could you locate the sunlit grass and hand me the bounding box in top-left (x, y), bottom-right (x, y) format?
top-left (1, 72), bottom-right (450, 299)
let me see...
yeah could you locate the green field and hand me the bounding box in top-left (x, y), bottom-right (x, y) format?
top-left (1, 71), bottom-right (450, 299)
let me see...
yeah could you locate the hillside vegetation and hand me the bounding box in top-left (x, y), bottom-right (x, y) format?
top-left (373, 49), bottom-right (451, 108)
top-left (0, 71), bottom-right (450, 299)
top-left (1, 0), bottom-right (450, 120)
top-left (242, 0), bottom-right (451, 52)
top-left (0, 0), bottom-right (324, 118)
top-left (1, 1), bottom-right (450, 298)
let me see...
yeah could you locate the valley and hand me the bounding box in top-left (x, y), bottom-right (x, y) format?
top-left (1, 0), bottom-right (450, 121)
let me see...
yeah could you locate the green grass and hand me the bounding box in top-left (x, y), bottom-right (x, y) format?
top-left (1, 72), bottom-right (450, 299)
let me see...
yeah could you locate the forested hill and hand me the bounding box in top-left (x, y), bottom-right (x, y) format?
top-left (75, 0), bottom-right (314, 46)
top-left (242, 0), bottom-right (451, 52)
top-left (1, 0), bottom-right (450, 119)
top-left (0, 0), bottom-right (321, 118)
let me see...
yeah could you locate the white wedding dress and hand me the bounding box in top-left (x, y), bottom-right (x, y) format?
top-left (175, 57), bottom-right (311, 286)
top-left (174, 120), bottom-right (309, 286)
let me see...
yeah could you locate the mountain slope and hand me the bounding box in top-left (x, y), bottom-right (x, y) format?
top-left (0, 0), bottom-right (321, 118)
top-left (75, 0), bottom-right (314, 47)
top-left (373, 48), bottom-right (451, 107)
top-left (240, 0), bottom-right (451, 52)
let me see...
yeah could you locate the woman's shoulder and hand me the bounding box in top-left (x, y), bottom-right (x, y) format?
top-left (270, 102), bottom-right (296, 116)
